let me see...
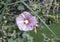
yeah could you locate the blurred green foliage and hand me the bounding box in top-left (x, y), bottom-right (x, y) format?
top-left (0, 0), bottom-right (60, 42)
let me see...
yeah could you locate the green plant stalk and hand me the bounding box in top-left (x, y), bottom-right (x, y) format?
top-left (21, 1), bottom-right (57, 37)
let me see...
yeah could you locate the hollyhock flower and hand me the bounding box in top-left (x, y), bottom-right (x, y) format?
top-left (16, 11), bottom-right (38, 31)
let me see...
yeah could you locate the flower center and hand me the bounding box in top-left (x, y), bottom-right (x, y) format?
top-left (24, 20), bottom-right (29, 24)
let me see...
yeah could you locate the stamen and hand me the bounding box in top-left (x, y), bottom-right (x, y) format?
top-left (24, 20), bottom-right (29, 24)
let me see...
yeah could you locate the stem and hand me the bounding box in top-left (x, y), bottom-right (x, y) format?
top-left (21, 1), bottom-right (57, 37)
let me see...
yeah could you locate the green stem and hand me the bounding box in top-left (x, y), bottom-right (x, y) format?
top-left (21, 1), bottom-right (57, 37)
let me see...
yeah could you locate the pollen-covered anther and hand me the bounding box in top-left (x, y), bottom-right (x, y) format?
top-left (24, 20), bottom-right (29, 24)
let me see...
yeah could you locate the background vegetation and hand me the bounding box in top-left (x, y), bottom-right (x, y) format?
top-left (0, 0), bottom-right (60, 42)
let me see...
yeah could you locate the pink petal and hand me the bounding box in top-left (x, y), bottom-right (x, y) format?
top-left (28, 16), bottom-right (38, 27)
